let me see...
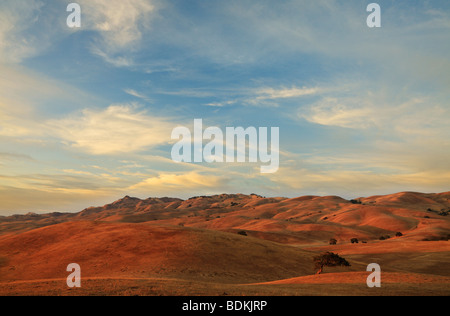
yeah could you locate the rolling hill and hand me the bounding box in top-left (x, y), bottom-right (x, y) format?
top-left (0, 191), bottom-right (449, 295)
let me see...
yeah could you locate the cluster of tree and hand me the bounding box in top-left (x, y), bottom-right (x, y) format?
top-left (427, 208), bottom-right (449, 216)
top-left (379, 233), bottom-right (403, 240)
top-left (329, 233), bottom-right (404, 245)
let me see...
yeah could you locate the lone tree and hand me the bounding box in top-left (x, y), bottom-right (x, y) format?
top-left (313, 252), bottom-right (350, 275)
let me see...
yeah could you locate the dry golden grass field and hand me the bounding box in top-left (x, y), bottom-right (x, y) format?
top-left (1, 191), bottom-right (449, 296)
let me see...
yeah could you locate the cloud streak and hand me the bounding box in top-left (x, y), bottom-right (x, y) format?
top-left (49, 104), bottom-right (175, 155)
top-left (0, 0), bottom-right (45, 63)
top-left (79, 0), bottom-right (159, 66)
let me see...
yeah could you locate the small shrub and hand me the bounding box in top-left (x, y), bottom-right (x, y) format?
top-left (237, 231), bottom-right (248, 236)
top-left (329, 238), bottom-right (337, 245)
top-left (351, 238), bottom-right (359, 244)
top-left (395, 232), bottom-right (403, 237)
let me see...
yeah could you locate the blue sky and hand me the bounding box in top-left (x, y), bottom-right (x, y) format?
top-left (0, 0), bottom-right (449, 214)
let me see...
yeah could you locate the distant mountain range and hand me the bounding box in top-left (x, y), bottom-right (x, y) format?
top-left (2, 191), bottom-right (449, 243)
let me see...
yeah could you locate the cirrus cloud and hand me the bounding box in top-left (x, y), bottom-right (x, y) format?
top-left (79, 0), bottom-right (160, 66)
top-left (48, 104), bottom-right (175, 155)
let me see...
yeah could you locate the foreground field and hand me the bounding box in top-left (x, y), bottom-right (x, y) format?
top-left (1, 273), bottom-right (449, 296)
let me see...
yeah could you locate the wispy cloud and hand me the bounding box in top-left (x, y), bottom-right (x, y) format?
top-left (0, 0), bottom-right (45, 63)
top-left (204, 100), bottom-right (237, 107)
top-left (124, 89), bottom-right (151, 102)
top-left (298, 82), bottom-right (450, 139)
top-left (79, 0), bottom-right (159, 66)
top-left (199, 86), bottom-right (321, 108)
top-left (300, 96), bottom-right (378, 129)
top-left (254, 87), bottom-right (320, 100)
top-left (245, 86), bottom-right (321, 107)
top-left (91, 47), bottom-right (135, 68)
top-left (48, 104), bottom-right (175, 155)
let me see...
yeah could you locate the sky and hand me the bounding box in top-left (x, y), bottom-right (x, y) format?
top-left (0, 0), bottom-right (449, 215)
